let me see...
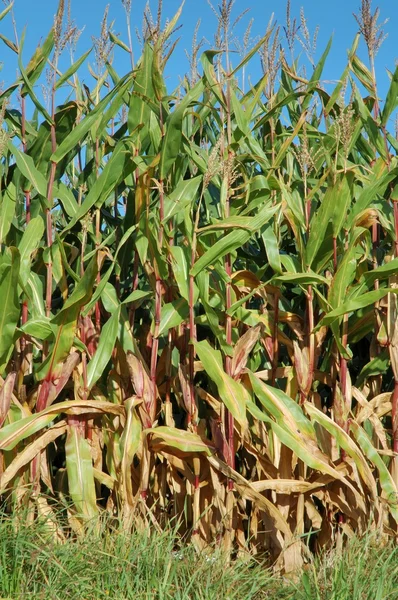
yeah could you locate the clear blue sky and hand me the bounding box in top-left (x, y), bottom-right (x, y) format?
top-left (0, 0), bottom-right (397, 104)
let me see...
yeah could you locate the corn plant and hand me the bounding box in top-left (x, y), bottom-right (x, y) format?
top-left (1, 0), bottom-right (398, 574)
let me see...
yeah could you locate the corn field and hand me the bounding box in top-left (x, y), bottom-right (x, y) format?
top-left (1, 0), bottom-right (398, 574)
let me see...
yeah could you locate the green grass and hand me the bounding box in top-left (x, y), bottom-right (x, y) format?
top-left (0, 513), bottom-right (397, 600)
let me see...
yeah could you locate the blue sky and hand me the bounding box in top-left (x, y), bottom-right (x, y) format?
top-left (0, 0), bottom-right (397, 104)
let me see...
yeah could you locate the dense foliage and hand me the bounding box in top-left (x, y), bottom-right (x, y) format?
top-left (1, 0), bottom-right (398, 574)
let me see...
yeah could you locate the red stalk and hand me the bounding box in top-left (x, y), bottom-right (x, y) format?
top-left (94, 139), bottom-right (101, 334)
top-left (164, 221), bottom-right (175, 420)
top-left (392, 202), bottom-right (398, 455)
top-left (150, 276), bottom-right (161, 410)
top-left (43, 72), bottom-right (58, 343)
top-left (149, 177), bottom-right (165, 420)
top-left (394, 203), bottom-right (398, 260)
top-left (188, 272), bottom-right (196, 426)
top-left (19, 95), bottom-right (31, 377)
top-left (225, 252), bottom-right (235, 479)
top-left (271, 290), bottom-right (280, 386)
top-left (304, 174), bottom-right (314, 405)
top-left (392, 382), bottom-right (398, 454)
top-left (129, 148), bottom-right (141, 327)
top-left (333, 237), bottom-right (338, 272)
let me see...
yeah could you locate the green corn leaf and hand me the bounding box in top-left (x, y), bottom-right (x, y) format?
top-left (18, 217), bottom-right (44, 287)
top-left (195, 340), bottom-right (248, 428)
top-left (8, 142), bottom-right (49, 203)
top-left (159, 78), bottom-right (204, 179)
top-left (198, 215), bottom-right (266, 234)
top-left (0, 32), bottom-right (17, 53)
top-left (191, 205), bottom-right (277, 277)
top-left (23, 26), bottom-right (54, 88)
top-left (53, 255), bottom-right (100, 322)
top-left (248, 372), bottom-right (316, 440)
top-left (328, 244), bottom-right (357, 310)
top-left (247, 400), bottom-right (358, 493)
top-left (0, 413), bottom-right (55, 451)
top-left (0, 2), bottom-right (13, 23)
top-left (355, 350), bottom-right (390, 388)
top-left (170, 246), bottom-right (191, 302)
top-left (253, 90), bottom-right (305, 130)
top-left (272, 272), bottom-right (329, 286)
top-left (86, 308), bottom-right (120, 390)
top-left (230, 85), bottom-right (249, 134)
top-left (128, 43), bottom-right (155, 136)
top-left (0, 248), bottom-right (20, 375)
top-left (54, 182), bottom-right (79, 218)
top-left (120, 398), bottom-right (142, 498)
top-left (63, 139), bottom-right (137, 231)
top-left (325, 64), bottom-right (350, 114)
top-left (20, 317), bottom-right (54, 341)
top-left (18, 29), bottom-right (53, 125)
top-left (122, 289), bottom-right (152, 306)
top-left (200, 50), bottom-right (225, 107)
top-left (229, 31), bottom-right (271, 77)
top-left (350, 54), bottom-right (375, 94)
top-left (26, 273), bottom-right (45, 319)
top-left (381, 64), bottom-right (398, 126)
top-left (306, 178), bottom-right (346, 268)
top-left (350, 420), bottom-right (398, 524)
top-left (354, 88), bottom-right (387, 160)
top-left (109, 31), bottom-right (130, 54)
top-left (361, 257), bottom-right (398, 288)
top-left (163, 176), bottom-right (202, 223)
top-left (36, 256), bottom-right (100, 381)
top-left (100, 284), bottom-right (135, 355)
top-left (315, 288), bottom-right (398, 330)
top-left (158, 298), bottom-right (189, 337)
top-left (55, 47), bottom-right (92, 89)
top-left (0, 183), bottom-right (16, 244)
top-left (348, 166), bottom-right (397, 227)
top-left (331, 173), bottom-right (354, 238)
top-left (305, 402), bottom-right (378, 500)
top-left (273, 110), bottom-right (308, 169)
top-left (65, 426), bottom-right (98, 518)
top-left (301, 36), bottom-right (332, 110)
top-left (27, 101), bottom-right (78, 176)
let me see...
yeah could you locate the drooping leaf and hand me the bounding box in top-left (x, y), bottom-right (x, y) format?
top-left (159, 78), bottom-right (204, 179)
top-left (316, 288), bottom-right (398, 330)
top-left (158, 298), bottom-right (189, 337)
top-left (147, 426), bottom-right (213, 456)
top-left (86, 308), bottom-right (120, 390)
top-left (381, 64), bottom-right (398, 126)
top-left (163, 176), bottom-right (202, 223)
top-left (65, 426), bottom-right (98, 518)
top-left (191, 205), bottom-right (278, 277)
top-left (196, 340), bottom-right (248, 428)
top-left (55, 47), bottom-right (92, 90)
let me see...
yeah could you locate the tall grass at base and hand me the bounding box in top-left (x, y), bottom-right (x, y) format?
top-left (0, 511), bottom-right (397, 599)
top-left (0, 510), bottom-right (288, 600)
top-left (297, 534), bottom-right (398, 600)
